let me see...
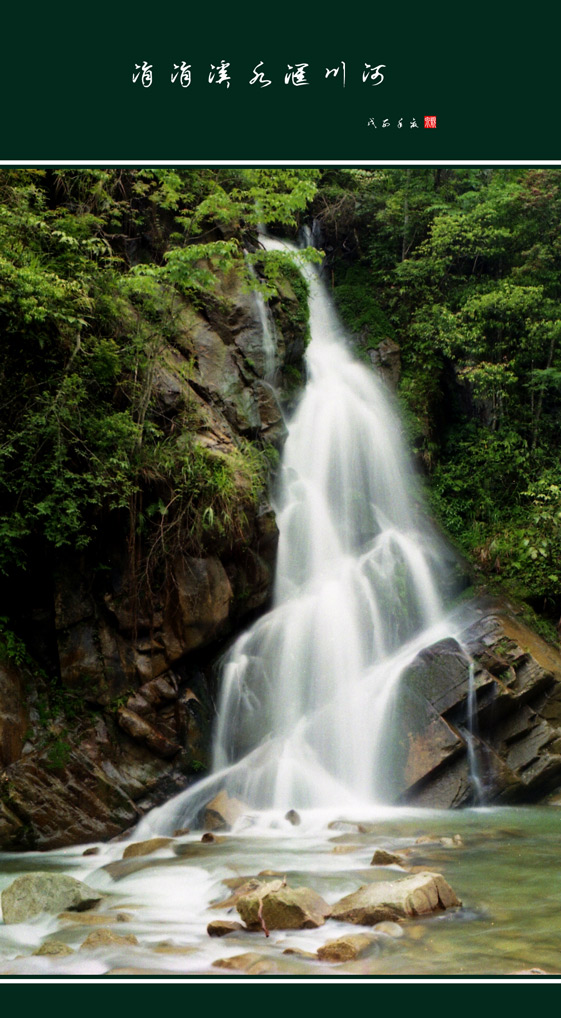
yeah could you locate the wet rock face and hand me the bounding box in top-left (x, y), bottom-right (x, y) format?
top-left (0, 661), bottom-right (28, 767)
top-left (55, 555), bottom-right (234, 704)
top-left (387, 599), bottom-right (561, 807)
top-left (0, 683), bottom-right (211, 850)
top-left (0, 273), bottom-right (304, 852)
top-left (369, 338), bottom-right (401, 390)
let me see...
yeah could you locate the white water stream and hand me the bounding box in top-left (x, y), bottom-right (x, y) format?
top-left (137, 236), bottom-right (459, 837)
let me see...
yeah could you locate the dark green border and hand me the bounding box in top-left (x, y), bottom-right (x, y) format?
top-left (2, 3), bottom-right (560, 162)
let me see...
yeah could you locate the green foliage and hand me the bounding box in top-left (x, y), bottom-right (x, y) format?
top-left (333, 263), bottom-right (395, 348)
top-left (46, 737), bottom-right (72, 771)
top-left (0, 617), bottom-right (31, 667)
top-left (0, 168), bottom-right (318, 581)
top-left (315, 167), bottom-right (561, 625)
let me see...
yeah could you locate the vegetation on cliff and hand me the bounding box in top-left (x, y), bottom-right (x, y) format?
top-left (313, 168), bottom-right (561, 634)
top-left (0, 169), bottom-right (317, 651)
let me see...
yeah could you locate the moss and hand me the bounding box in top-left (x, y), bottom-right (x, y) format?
top-left (333, 263), bottom-right (395, 348)
top-left (277, 263), bottom-right (310, 341)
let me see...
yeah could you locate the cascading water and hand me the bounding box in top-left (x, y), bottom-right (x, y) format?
top-left (137, 236), bottom-right (459, 835)
top-left (465, 661), bottom-right (485, 803)
top-left (248, 270), bottom-right (278, 384)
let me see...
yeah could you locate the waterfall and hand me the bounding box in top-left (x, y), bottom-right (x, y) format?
top-left (465, 661), bottom-right (485, 803)
top-left (246, 257), bottom-right (278, 383)
top-left (136, 236), bottom-right (457, 835)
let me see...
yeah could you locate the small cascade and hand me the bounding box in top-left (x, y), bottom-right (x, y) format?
top-left (136, 235), bottom-right (461, 836)
top-left (247, 260), bottom-right (278, 383)
top-left (465, 661), bottom-right (485, 804)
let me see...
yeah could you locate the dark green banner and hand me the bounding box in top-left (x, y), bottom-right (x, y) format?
top-left (2, 3), bottom-right (557, 162)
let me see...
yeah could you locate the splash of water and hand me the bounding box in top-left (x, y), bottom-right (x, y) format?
top-left (137, 237), bottom-right (457, 835)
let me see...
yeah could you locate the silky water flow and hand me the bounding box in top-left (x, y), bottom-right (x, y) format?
top-left (137, 236), bottom-right (462, 837)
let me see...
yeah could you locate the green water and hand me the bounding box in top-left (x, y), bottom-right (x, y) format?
top-left (0, 807), bottom-right (560, 977)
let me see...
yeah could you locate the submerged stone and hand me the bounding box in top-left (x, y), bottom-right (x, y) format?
top-left (370, 849), bottom-right (404, 866)
top-left (373, 920), bottom-right (404, 938)
top-left (80, 929), bottom-right (139, 949)
top-left (58, 910), bottom-right (131, 925)
top-left (282, 947), bottom-right (318, 960)
top-left (33, 941), bottom-right (75, 957)
top-left (207, 920), bottom-right (244, 937)
top-left (317, 933), bottom-right (374, 963)
top-left (212, 952), bottom-right (276, 974)
top-left (122, 837), bottom-right (173, 859)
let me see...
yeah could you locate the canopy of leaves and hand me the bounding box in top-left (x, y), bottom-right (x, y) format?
top-left (0, 168), bottom-right (319, 583)
top-left (314, 167), bottom-right (561, 627)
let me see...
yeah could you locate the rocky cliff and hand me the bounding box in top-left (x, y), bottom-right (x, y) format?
top-left (386, 597), bottom-right (561, 807)
top-left (0, 269), bottom-right (307, 850)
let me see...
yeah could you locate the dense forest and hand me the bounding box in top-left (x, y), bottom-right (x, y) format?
top-left (312, 169), bottom-right (561, 640)
top-left (2, 167), bottom-right (561, 655)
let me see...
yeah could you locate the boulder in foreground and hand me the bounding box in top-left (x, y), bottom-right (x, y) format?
top-left (331, 871), bottom-right (461, 925)
top-left (1, 873), bottom-right (100, 925)
top-left (237, 880), bottom-right (331, 931)
top-left (203, 789), bottom-right (249, 830)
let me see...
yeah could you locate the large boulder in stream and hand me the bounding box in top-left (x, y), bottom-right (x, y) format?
top-left (331, 871), bottom-right (461, 925)
top-left (383, 598), bottom-right (561, 807)
top-left (1, 873), bottom-right (100, 924)
top-left (236, 880), bottom-right (331, 930)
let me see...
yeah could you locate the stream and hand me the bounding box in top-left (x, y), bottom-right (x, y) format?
top-left (0, 806), bottom-right (560, 975)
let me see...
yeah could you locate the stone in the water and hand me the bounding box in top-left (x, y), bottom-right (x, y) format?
top-left (66, 897), bottom-right (103, 912)
top-left (207, 920), bottom-right (244, 937)
top-left (80, 929), bottom-right (139, 949)
top-left (1, 873), bottom-right (101, 925)
top-left (415, 835), bottom-right (463, 848)
top-left (201, 832), bottom-right (226, 843)
top-left (236, 881), bottom-right (331, 931)
top-left (82, 847), bottom-right (100, 856)
top-left (203, 790), bottom-right (249, 830)
top-left (371, 849), bottom-right (403, 866)
top-left (58, 910), bottom-right (132, 925)
top-left (210, 878), bottom-right (264, 910)
top-left (331, 871), bottom-right (461, 925)
top-left (282, 947), bottom-right (318, 960)
top-left (122, 837), bottom-right (172, 859)
top-left (373, 921), bottom-right (404, 938)
top-left (33, 941), bottom-right (75, 957)
top-left (212, 952), bottom-right (276, 974)
top-left (317, 933), bottom-right (374, 963)
top-left (285, 809), bottom-right (301, 826)
top-left (152, 943), bottom-right (197, 955)
top-left (173, 828), bottom-right (190, 837)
